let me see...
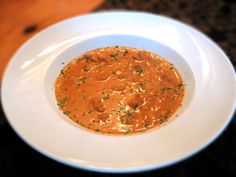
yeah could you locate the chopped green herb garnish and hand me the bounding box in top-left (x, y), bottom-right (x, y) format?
top-left (139, 80), bottom-right (147, 87)
top-left (62, 97), bottom-right (68, 102)
top-left (159, 114), bottom-right (168, 123)
top-left (123, 130), bottom-right (131, 134)
top-left (82, 111), bottom-right (92, 116)
top-left (110, 53), bottom-right (119, 60)
top-left (129, 88), bottom-right (133, 93)
top-left (126, 110), bottom-right (132, 116)
top-left (136, 89), bottom-right (145, 94)
top-left (171, 95), bottom-right (177, 101)
top-left (63, 111), bottom-right (71, 115)
top-left (77, 76), bottom-right (86, 87)
top-left (144, 123), bottom-right (149, 127)
top-left (123, 50), bottom-right (128, 56)
top-left (58, 97), bottom-right (69, 108)
top-left (79, 76), bottom-right (86, 83)
top-left (161, 87), bottom-right (171, 92)
top-left (133, 65), bottom-right (143, 75)
top-left (177, 83), bottom-right (183, 89)
top-left (102, 95), bottom-right (109, 101)
top-left (173, 89), bottom-right (178, 94)
top-left (57, 103), bottom-right (64, 108)
top-left (60, 69), bottom-right (65, 75)
top-left (134, 104), bottom-right (139, 111)
top-left (116, 106), bottom-right (123, 114)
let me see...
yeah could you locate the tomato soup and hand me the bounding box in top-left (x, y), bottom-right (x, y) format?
top-left (55, 46), bottom-right (184, 135)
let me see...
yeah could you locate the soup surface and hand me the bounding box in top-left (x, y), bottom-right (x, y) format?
top-left (55, 46), bottom-right (184, 135)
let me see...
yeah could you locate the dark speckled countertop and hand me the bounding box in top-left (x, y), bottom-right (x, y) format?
top-left (0, 0), bottom-right (235, 177)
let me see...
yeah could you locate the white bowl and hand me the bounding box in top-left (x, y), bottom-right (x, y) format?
top-left (1, 12), bottom-right (236, 173)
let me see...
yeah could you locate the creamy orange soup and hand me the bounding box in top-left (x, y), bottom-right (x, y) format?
top-left (55, 46), bottom-right (184, 135)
